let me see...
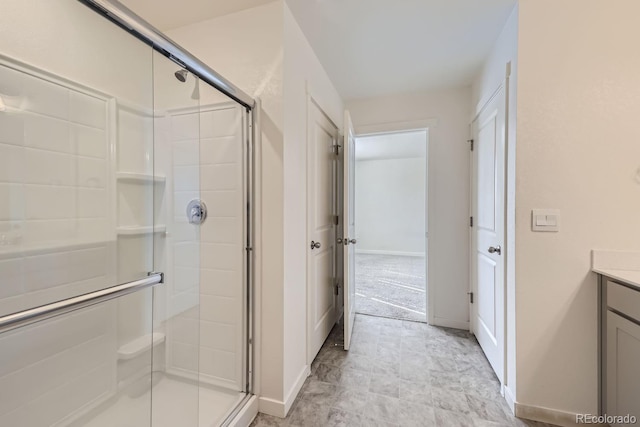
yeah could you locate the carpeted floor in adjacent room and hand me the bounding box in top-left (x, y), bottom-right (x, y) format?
top-left (355, 253), bottom-right (426, 322)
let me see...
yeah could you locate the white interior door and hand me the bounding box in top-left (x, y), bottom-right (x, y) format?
top-left (471, 86), bottom-right (506, 384)
top-left (343, 111), bottom-right (356, 350)
top-left (307, 99), bottom-right (338, 363)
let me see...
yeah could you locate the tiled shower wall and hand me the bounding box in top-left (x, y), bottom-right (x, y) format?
top-left (0, 302), bottom-right (119, 426)
top-left (0, 61), bottom-right (121, 424)
top-left (167, 104), bottom-right (245, 391)
top-left (0, 62), bottom-right (114, 317)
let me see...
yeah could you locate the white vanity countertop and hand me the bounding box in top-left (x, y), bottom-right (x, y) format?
top-left (592, 250), bottom-right (640, 289)
top-left (592, 268), bottom-right (640, 289)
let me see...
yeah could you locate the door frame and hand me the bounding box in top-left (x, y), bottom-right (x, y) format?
top-left (469, 67), bottom-right (512, 390)
top-left (353, 119), bottom-right (435, 323)
top-left (306, 94), bottom-right (340, 365)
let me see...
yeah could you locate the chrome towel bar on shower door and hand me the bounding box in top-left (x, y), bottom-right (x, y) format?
top-left (0, 273), bottom-right (164, 335)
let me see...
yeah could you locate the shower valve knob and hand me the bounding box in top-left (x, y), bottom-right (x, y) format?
top-left (187, 199), bottom-right (207, 225)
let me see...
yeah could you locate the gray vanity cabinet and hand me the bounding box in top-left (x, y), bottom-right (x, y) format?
top-left (601, 278), bottom-right (640, 426)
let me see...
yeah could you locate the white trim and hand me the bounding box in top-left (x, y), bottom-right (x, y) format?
top-left (355, 249), bottom-right (425, 257)
top-left (355, 118), bottom-right (438, 136)
top-left (256, 365), bottom-right (310, 419)
top-left (284, 365), bottom-right (310, 415)
top-left (431, 317), bottom-right (469, 330)
top-left (257, 396), bottom-right (285, 418)
top-left (305, 81), bottom-right (340, 130)
top-left (503, 385), bottom-right (516, 414)
top-left (229, 395), bottom-right (259, 427)
top-left (514, 402), bottom-right (606, 427)
top-left (353, 124), bottom-right (433, 327)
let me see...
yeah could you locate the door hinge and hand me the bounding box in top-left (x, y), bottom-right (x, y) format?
top-left (468, 292), bottom-right (474, 304)
top-left (334, 215), bottom-right (339, 226)
top-left (333, 144), bottom-right (342, 155)
top-left (468, 139), bottom-right (474, 151)
top-left (469, 216), bottom-right (473, 227)
top-left (335, 280), bottom-right (340, 295)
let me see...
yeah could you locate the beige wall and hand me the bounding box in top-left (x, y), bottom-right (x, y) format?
top-left (515, 0), bottom-right (640, 418)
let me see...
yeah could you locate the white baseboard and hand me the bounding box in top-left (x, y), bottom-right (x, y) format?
top-left (503, 385), bottom-right (516, 414)
top-left (257, 365), bottom-right (310, 418)
top-left (258, 396), bottom-right (285, 418)
top-left (430, 317), bottom-right (469, 330)
top-left (229, 395), bottom-right (258, 427)
top-left (514, 402), bottom-right (607, 427)
top-left (355, 249), bottom-right (425, 257)
top-left (284, 365), bottom-right (310, 415)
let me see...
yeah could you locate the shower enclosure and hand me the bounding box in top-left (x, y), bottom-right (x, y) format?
top-left (0, 1), bottom-right (254, 426)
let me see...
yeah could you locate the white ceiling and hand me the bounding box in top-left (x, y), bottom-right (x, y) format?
top-left (119, 0), bottom-right (276, 30)
top-left (119, 0), bottom-right (516, 100)
top-left (356, 131), bottom-right (427, 161)
top-left (286, 0), bottom-right (517, 99)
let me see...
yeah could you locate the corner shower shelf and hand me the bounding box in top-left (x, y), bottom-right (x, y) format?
top-left (117, 332), bottom-right (165, 360)
top-left (116, 172), bottom-right (166, 184)
top-left (116, 225), bottom-right (167, 236)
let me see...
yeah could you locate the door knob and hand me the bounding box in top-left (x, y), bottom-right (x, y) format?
top-left (349, 238), bottom-right (357, 245)
top-left (336, 237), bottom-right (343, 244)
top-left (488, 245), bottom-right (501, 255)
top-left (310, 241), bottom-right (321, 250)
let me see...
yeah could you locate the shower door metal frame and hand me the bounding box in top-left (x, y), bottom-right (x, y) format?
top-left (79, 0), bottom-right (254, 109)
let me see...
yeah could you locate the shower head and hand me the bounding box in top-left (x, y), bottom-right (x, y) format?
top-left (174, 69), bottom-right (188, 82)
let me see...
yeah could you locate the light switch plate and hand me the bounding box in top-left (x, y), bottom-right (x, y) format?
top-left (532, 209), bottom-right (560, 232)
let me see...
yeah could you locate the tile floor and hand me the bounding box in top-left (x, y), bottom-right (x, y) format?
top-left (355, 254), bottom-right (426, 322)
top-left (250, 314), bottom-right (558, 427)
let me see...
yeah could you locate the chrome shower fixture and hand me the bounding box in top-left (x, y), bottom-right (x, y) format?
top-left (174, 69), bottom-right (188, 82)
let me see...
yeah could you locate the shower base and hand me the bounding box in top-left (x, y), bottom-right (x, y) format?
top-left (79, 374), bottom-right (245, 427)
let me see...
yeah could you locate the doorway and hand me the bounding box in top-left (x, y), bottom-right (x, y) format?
top-left (353, 130), bottom-right (428, 322)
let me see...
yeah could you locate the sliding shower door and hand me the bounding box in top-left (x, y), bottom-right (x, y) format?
top-left (0, 1), bottom-right (252, 426)
top-left (151, 50), bottom-right (251, 425)
top-left (196, 68), bottom-right (251, 423)
top-left (0, 0), bottom-right (158, 425)
top-left (150, 50), bottom-right (202, 427)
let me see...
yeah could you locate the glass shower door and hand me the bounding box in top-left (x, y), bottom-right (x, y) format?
top-left (196, 71), bottom-right (251, 425)
top-left (0, 0), bottom-right (159, 425)
top-left (150, 50), bottom-right (202, 427)
top-left (0, 1), bottom-right (252, 426)
top-left (151, 50), bottom-right (251, 427)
